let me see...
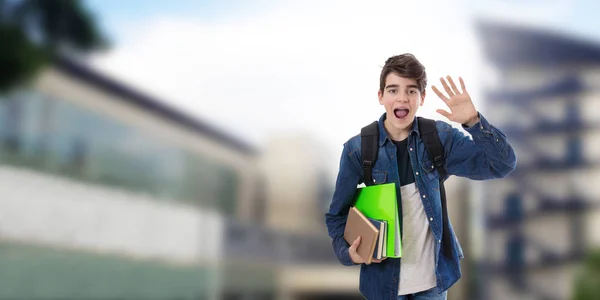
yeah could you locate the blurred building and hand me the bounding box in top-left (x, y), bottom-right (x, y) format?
top-left (261, 133), bottom-right (335, 234)
top-left (0, 56), bottom-right (270, 300)
top-left (259, 133), bottom-right (367, 299)
top-left (475, 21), bottom-right (600, 300)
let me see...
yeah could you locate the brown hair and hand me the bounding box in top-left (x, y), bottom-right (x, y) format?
top-left (379, 53), bottom-right (427, 93)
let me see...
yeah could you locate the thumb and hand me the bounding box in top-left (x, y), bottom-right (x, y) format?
top-left (350, 236), bottom-right (361, 251)
top-left (436, 109), bottom-right (452, 120)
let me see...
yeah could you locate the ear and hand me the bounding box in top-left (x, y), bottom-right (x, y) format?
top-left (378, 90), bottom-right (384, 105)
top-left (420, 90), bottom-right (426, 106)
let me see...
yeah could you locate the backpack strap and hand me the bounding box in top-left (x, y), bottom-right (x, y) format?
top-left (418, 117), bottom-right (453, 259)
top-left (418, 117), bottom-right (448, 179)
top-left (360, 121), bottom-right (379, 186)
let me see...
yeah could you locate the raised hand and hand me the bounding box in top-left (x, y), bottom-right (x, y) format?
top-left (432, 76), bottom-right (479, 127)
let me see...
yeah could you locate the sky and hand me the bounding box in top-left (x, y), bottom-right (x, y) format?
top-left (83, 0), bottom-right (600, 162)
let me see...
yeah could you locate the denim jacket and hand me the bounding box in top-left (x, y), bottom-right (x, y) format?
top-left (325, 112), bottom-right (517, 299)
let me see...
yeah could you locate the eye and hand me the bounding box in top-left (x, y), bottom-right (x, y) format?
top-left (409, 89), bottom-right (418, 94)
top-left (389, 89), bottom-right (397, 94)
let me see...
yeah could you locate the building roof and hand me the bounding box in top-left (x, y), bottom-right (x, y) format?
top-left (53, 56), bottom-right (257, 155)
top-left (476, 20), bottom-right (600, 66)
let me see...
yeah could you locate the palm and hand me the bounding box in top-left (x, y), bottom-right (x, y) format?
top-left (432, 76), bottom-right (478, 125)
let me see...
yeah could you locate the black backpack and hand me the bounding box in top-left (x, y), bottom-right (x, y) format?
top-left (360, 117), bottom-right (453, 259)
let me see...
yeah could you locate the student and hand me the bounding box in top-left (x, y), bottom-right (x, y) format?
top-left (325, 53), bottom-right (517, 300)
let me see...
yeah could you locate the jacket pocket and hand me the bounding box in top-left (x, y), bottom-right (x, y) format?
top-left (372, 171), bottom-right (388, 184)
top-left (420, 160), bottom-right (439, 182)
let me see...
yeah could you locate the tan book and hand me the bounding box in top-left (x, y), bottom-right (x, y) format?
top-left (344, 206), bottom-right (380, 264)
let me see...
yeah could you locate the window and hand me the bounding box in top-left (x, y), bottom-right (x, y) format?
top-left (0, 90), bottom-right (240, 215)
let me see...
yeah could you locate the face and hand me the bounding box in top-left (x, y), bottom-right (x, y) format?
top-left (378, 72), bottom-right (425, 135)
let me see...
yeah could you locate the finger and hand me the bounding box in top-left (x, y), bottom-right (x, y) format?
top-left (350, 236), bottom-right (361, 250)
top-left (431, 86), bottom-right (449, 103)
top-left (372, 258), bottom-right (386, 263)
top-left (447, 76), bottom-right (461, 95)
top-left (459, 77), bottom-right (467, 93)
top-left (436, 109), bottom-right (452, 120)
top-left (349, 241), bottom-right (364, 264)
top-left (440, 77), bottom-right (455, 98)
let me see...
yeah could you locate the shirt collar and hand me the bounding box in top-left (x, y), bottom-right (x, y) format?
top-left (377, 112), bottom-right (420, 147)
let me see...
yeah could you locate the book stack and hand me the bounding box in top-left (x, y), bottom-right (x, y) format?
top-left (343, 183), bottom-right (401, 264)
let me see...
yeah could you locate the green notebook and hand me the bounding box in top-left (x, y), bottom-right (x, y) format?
top-left (353, 183), bottom-right (401, 258)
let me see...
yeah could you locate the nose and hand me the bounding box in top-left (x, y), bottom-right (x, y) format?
top-left (395, 93), bottom-right (408, 102)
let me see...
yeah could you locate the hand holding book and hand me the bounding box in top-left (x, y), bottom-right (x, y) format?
top-left (349, 236), bottom-right (387, 264)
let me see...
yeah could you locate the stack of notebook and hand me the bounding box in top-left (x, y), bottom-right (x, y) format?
top-left (343, 183), bottom-right (401, 264)
top-left (344, 207), bottom-right (388, 264)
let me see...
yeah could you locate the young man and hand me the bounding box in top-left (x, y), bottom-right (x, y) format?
top-left (325, 54), bottom-right (517, 300)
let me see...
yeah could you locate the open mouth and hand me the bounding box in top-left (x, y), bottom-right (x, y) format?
top-left (394, 108), bottom-right (409, 119)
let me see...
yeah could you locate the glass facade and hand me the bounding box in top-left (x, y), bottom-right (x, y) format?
top-left (0, 91), bottom-right (239, 215)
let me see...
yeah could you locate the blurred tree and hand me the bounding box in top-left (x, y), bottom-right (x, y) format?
top-left (572, 249), bottom-right (600, 300)
top-left (0, 0), bottom-right (108, 93)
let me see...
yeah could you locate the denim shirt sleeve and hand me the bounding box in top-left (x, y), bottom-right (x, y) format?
top-left (325, 141), bottom-right (362, 266)
top-left (443, 112), bottom-right (517, 180)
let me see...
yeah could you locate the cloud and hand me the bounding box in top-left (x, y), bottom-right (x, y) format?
top-left (90, 0), bottom-right (485, 158)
